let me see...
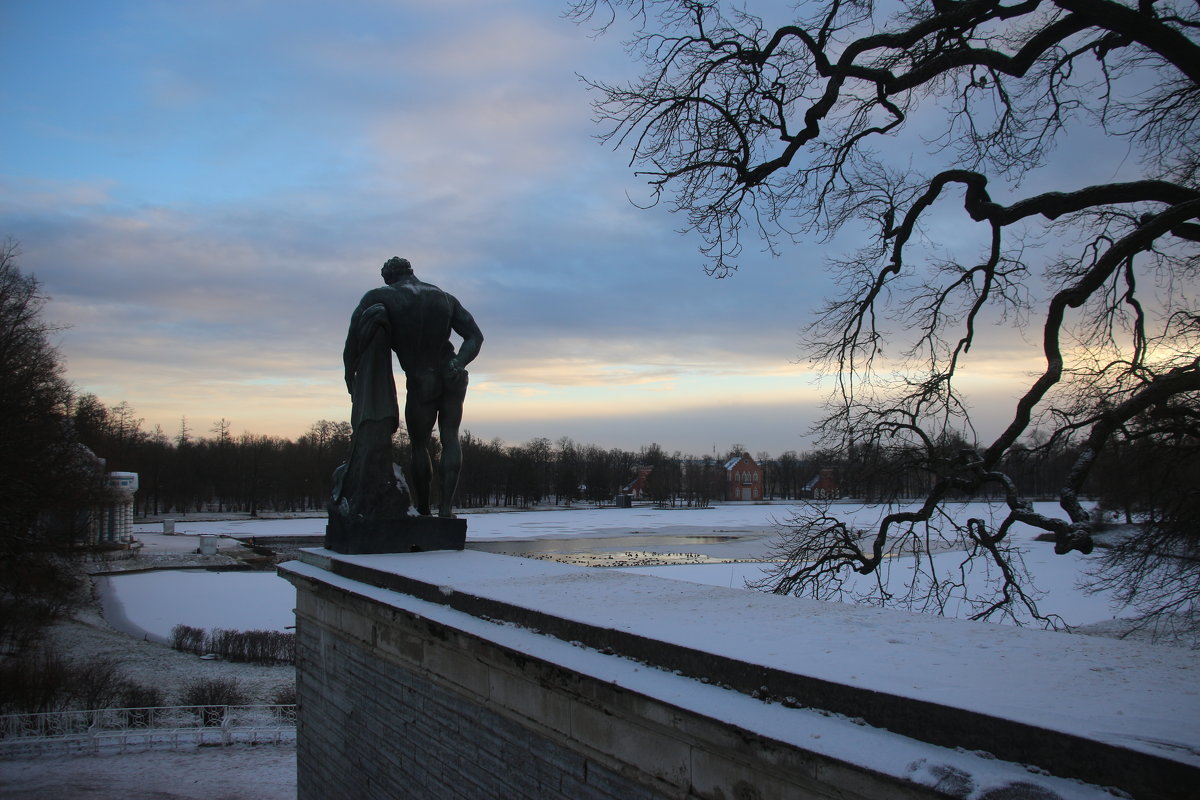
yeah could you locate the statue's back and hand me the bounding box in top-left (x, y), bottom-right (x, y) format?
top-left (383, 277), bottom-right (457, 374)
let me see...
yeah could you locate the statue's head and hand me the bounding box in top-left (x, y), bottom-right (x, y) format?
top-left (381, 257), bottom-right (413, 284)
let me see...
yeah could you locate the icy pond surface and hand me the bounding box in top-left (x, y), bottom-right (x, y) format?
top-left (95, 570), bottom-right (298, 643)
top-left (107, 501), bottom-right (1132, 641)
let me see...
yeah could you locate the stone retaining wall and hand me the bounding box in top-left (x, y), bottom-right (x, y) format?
top-left (288, 575), bottom-right (938, 799)
top-left (280, 550), bottom-right (1195, 800)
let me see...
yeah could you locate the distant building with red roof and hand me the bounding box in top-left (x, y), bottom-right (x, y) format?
top-left (724, 453), bottom-right (763, 501)
top-left (804, 468), bottom-right (840, 500)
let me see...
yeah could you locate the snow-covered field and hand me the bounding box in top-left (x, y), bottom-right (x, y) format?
top-left (620, 524), bottom-right (1129, 629)
top-left (112, 501), bottom-right (1134, 639)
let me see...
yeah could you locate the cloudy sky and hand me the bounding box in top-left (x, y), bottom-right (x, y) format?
top-left (1, 0), bottom-right (1055, 455)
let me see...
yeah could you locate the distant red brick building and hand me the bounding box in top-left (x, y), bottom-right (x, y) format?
top-left (621, 466), bottom-right (655, 500)
top-left (804, 468), bottom-right (840, 500)
top-left (723, 453), bottom-right (763, 501)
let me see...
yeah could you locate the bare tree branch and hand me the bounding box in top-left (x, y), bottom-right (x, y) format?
top-left (576, 0), bottom-right (1200, 632)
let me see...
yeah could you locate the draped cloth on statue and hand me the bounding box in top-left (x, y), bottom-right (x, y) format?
top-left (331, 303), bottom-right (410, 514)
top-left (349, 303), bottom-right (398, 432)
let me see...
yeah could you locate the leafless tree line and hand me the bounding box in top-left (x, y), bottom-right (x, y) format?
top-left (170, 624), bottom-right (295, 665)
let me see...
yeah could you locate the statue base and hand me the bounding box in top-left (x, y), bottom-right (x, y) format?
top-left (325, 514), bottom-right (467, 555)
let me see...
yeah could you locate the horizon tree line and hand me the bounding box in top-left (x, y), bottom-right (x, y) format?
top-left (71, 393), bottom-right (1098, 516)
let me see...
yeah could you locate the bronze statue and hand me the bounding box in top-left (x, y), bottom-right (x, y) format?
top-left (328, 257), bottom-right (482, 553)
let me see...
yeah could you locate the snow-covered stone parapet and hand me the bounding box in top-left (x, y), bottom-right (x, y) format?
top-left (279, 550), bottom-right (1198, 800)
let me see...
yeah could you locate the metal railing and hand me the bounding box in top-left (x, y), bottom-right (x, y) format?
top-left (0, 704), bottom-right (296, 757)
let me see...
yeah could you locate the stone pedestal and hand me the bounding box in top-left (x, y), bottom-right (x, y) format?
top-left (324, 513), bottom-right (466, 554)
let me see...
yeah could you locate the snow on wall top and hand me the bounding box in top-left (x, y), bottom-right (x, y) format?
top-left (284, 548), bottom-right (1199, 775)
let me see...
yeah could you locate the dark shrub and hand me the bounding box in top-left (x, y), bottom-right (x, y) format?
top-left (178, 677), bottom-right (249, 726)
top-left (0, 649), bottom-right (167, 715)
top-left (118, 681), bottom-right (166, 710)
top-left (270, 683), bottom-right (296, 706)
top-left (178, 676), bottom-right (250, 706)
top-left (0, 646), bottom-right (72, 714)
top-left (68, 657), bottom-right (129, 710)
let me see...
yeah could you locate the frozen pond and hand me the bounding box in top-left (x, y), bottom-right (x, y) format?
top-left (96, 570), bottom-right (296, 643)
top-left (110, 501), bottom-right (1134, 639)
top-left (467, 533), bottom-right (754, 556)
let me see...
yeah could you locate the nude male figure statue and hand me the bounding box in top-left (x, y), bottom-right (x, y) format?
top-left (342, 257), bottom-right (483, 518)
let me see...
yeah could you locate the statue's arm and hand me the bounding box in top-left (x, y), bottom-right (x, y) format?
top-left (343, 298), bottom-right (369, 394)
top-left (448, 301), bottom-right (483, 373)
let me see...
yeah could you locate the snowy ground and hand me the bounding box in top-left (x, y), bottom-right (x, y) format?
top-left (618, 533), bottom-right (1134, 632)
top-left (0, 745), bottom-right (296, 800)
top-left (42, 604), bottom-right (295, 706)
top-left (0, 592), bottom-right (297, 798)
top-left (4, 501), bottom-right (1177, 799)
top-left (110, 500), bottom-right (1143, 639)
